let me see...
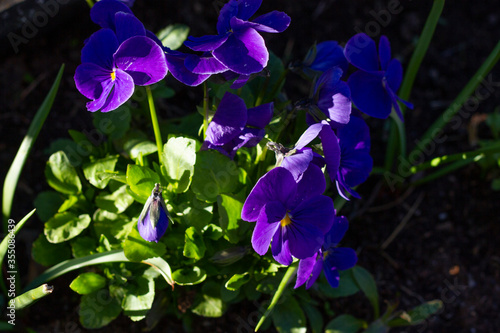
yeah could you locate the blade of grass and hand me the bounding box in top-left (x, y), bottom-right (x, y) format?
top-left (254, 263), bottom-right (298, 331)
top-left (11, 284), bottom-right (53, 310)
top-left (385, 0), bottom-right (445, 170)
top-left (0, 209), bottom-right (36, 294)
top-left (24, 249), bottom-right (174, 292)
top-left (409, 142), bottom-right (500, 174)
top-left (410, 40), bottom-right (500, 160)
top-left (2, 65), bottom-right (64, 231)
top-left (411, 157), bottom-right (476, 187)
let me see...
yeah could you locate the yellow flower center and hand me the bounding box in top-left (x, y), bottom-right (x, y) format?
top-left (280, 213), bottom-right (292, 227)
top-left (110, 70), bottom-right (116, 81)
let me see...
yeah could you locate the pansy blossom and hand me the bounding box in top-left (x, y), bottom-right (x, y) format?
top-left (295, 214), bottom-right (357, 289)
top-left (344, 33), bottom-right (413, 119)
top-left (242, 165), bottom-right (334, 265)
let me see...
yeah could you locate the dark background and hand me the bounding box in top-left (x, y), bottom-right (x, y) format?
top-left (1, 0), bottom-right (499, 332)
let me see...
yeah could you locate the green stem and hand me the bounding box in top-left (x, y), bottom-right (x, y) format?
top-left (146, 86), bottom-right (163, 162)
top-left (386, 0), bottom-right (445, 170)
top-left (203, 83), bottom-right (209, 139)
top-left (410, 40), bottom-right (500, 160)
top-left (85, 0), bottom-right (94, 8)
top-left (410, 157), bottom-right (476, 187)
top-left (255, 263), bottom-right (298, 331)
top-left (11, 284), bottom-right (53, 310)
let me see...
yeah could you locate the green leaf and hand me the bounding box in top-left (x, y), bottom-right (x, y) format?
top-left (32, 234), bottom-right (71, 266)
top-left (129, 141), bottom-right (158, 160)
top-left (272, 295), bottom-right (307, 333)
top-left (70, 236), bottom-right (97, 258)
top-left (191, 281), bottom-right (227, 317)
top-left (318, 269), bottom-right (360, 298)
top-left (70, 272), bottom-right (107, 295)
top-left (95, 185), bottom-right (135, 213)
top-left (225, 273), bottom-right (250, 291)
top-left (302, 303), bottom-right (324, 333)
top-left (123, 228), bottom-right (166, 262)
top-left (203, 223), bottom-right (223, 240)
top-left (11, 284), bottom-right (53, 310)
top-left (79, 289), bottom-right (122, 329)
top-left (92, 104), bottom-right (131, 140)
top-left (172, 266), bottom-right (207, 285)
top-left (34, 191), bottom-right (65, 222)
top-left (191, 150), bottom-right (239, 202)
top-left (157, 24), bottom-right (190, 50)
top-left (3, 65), bottom-right (63, 228)
top-left (83, 155), bottom-right (119, 189)
top-left (44, 212), bottom-right (91, 243)
top-left (126, 165), bottom-right (160, 202)
top-left (362, 320), bottom-right (388, 333)
top-left (352, 266), bottom-right (380, 318)
top-left (122, 274), bottom-right (156, 321)
top-left (217, 193), bottom-right (246, 243)
top-left (58, 195), bottom-right (79, 212)
top-left (45, 151), bottom-right (82, 195)
top-left (179, 198), bottom-right (213, 231)
top-left (183, 227), bottom-right (206, 260)
top-left (325, 314), bottom-right (365, 333)
top-left (387, 300), bottom-right (443, 327)
top-left (162, 136), bottom-right (197, 193)
top-left (93, 209), bottom-right (134, 243)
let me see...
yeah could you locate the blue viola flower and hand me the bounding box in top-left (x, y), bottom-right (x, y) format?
top-left (184, 0), bottom-right (290, 75)
top-left (203, 92), bottom-right (273, 158)
top-left (74, 27), bottom-right (167, 112)
top-left (336, 114), bottom-right (373, 199)
top-left (344, 33), bottom-right (413, 119)
top-left (292, 41), bottom-right (349, 80)
top-left (242, 165), bottom-right (334, 265)
top-left (138, 183), bottom-right (169, 242)
top-left (295, 214), bottom-right (357, 289)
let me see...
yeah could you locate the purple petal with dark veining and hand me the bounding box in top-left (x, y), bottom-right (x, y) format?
top-left (114, 12), bottom-right (146, 44)
top-left (81, 29), bottom-right (118, 69)
top-left (282, 148), bottom-right (314, 182)
top-left (319, 124), bottom-right (341, 182)
top-left (185, 53), bottom-right (228, 74)
top-left (205, 92), bottom-right (247, 145)
top-left (217, 0), bottom-right (238, 34)
top-left (165, 52), bottom-right (210, 86)
top-left (75, 63), bottom-right (111, 100)
top-left (113, 36), bottom-right (168, 86)
top-left (184, 34), bottom-right (229, 52)
top-left (272, 226), bottom-right (293, 265)
top-left (213, 27), bottom-right (268, 75)
top-left (295, 253), bottom-right (318, 288)
top-left (324, 215), bottom-right (349, 246)
top-left (344, 33), bottom-right (379, 72)
top-left (90, 0), bottom-right (132, 30)
top-left (242, 167), bottom-right (297, 222)
top-left (348, 70), bottom-right (392, 118)
top-left (251, 11), bottom-right (291, 33)
top-left (284, 218), bottom-right (324, 260)
top-left (98, 68), bottom-right (135, 112)
top-left (291, 195), bottom-right (334, 235)
top-left (251, 201), bottom-right (284, 255)
top-left (324, 247), bottom-right (358, 271)
top-left (246, 102), bottom-right (273, 128)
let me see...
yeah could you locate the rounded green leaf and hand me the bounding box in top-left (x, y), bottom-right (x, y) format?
top-left (44, 212), bottom-right (91, 243)
top-left (157, 23), bottom-right (190, 50)
top-left (352, 266), bottom-right (380, 318)
top-left (225, 273), bottom-right (250, 291)
top-left (183, 227), bottom-right (206, 260)
top-left (70, 272), bottom-right (107, 295)
top-left (79, 289), bottom-right (121, 329)
top-left (32, 234), bottom-right (71, 266)
top-left (126, 165), bottom-right (160, 202)
top-left (272, 296), bottom-right (307, 333)
top-left (162, 136), bottom-right (197, 193)
top-left (45, 151), bottom-right (82, 194)
top-left (123, 228), bottom-right (166, 262)
top-left (325, 314), bottom-right (365, 333)
top-left (82, 155), bottom-right (119, 189)
top-left (191, 150), bottom-right (239, 202)
top-left (34, 191), bottom-right (65, 222)
top-left (172, 266), bottom-right (206, 285)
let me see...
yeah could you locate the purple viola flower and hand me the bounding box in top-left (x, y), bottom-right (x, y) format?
top-left (301, 66), bottom-right (351, 129)
top-left (203, 92), bottom-right (273, 158)
top-left (241, 165), bottom-right (334, 265)
top-left (293, 120), bottom-right (341, 185)
top-left (295, 214), bottom-right (357, 289)
top-left (344, 33), bottom-right (413, 119)
top-left (336, 115), bottom-right (373, 199)
top-left (74, 27), bottom-right (167, 112)
top-left (292, 41), bottom-right (349, 80)
top-left (184, 0), bottom-right (290, 75)
top-left (138, 183), bottom-right (169, 242)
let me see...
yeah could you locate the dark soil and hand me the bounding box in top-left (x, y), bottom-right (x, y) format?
top-left (1, 0), bottom-right (499, 332)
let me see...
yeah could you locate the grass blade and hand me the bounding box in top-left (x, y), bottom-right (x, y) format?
top-left (11, 284), bottom-right (53, 310)
top-left (24, 249), bottom-right (174, 292)
top-left (2, 65), bottom-right (65, 231)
